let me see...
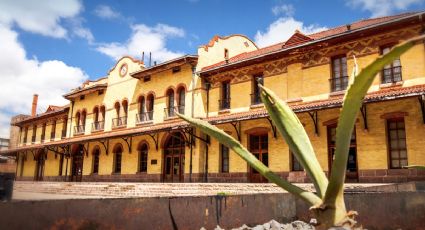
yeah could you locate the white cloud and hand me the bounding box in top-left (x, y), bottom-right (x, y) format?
top-left (272, 4), bottom-right (295, 16)
top-left (0, 0), bottom-right (83, 38)
top-left (347, 0), bottom-right (423, 17)
top-left (69, 17), bottom-right (94, 43)
top-left (93, 5), bottom-right (120, 19)
top-left (254, 17), bottom-right (327, 47)
top-left (0, 25), bottom-right (88, 138)
top-left (96, 23), bottom-right (185, 63)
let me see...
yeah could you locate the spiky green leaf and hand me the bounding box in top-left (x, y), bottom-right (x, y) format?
top-left (404, 165), bottom-right (425, 170)
top-left (259, 85), bottom-right (328, 198)
top-left (177, 113), bottom-right (322, 205)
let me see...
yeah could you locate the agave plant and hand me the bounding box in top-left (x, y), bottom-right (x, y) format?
top-left (178, 35), bottom-right (424, 228)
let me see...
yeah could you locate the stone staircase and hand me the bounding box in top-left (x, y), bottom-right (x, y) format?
top-left (13, 181), bottom-right (387, 198)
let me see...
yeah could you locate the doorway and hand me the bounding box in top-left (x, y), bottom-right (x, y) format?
top-left (163, 132), bottom-right (185, 182)
top-left (34, 149), bottom-right (45, 181)
top-left (248, 133), bottom-right (269, 183)
top-left (70, 144), bottom-right (84, 182)
top-left (327, 124), bottom-right (358, 182)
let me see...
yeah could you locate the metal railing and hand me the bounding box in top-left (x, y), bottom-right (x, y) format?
top-left (219, 98), bottom-right (231, 110)
top-left (382, 66), bottom-right (402, 84)
top-left (112, 116), bottom-right (127, 128)
top-left (164, 105), bottom-right (185, 118)
top-left (74, 125), bottom-right (85, 135)
top-left (92, 121), bottom-right (105, 132)
top-left (136, 111), bottom-right (154, 123)
top-left (250, 93), bottom-right (262, 105)
top-left (329, 75), bottom-right (349, 92)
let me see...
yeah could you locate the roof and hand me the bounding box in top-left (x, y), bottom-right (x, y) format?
top-left (0, 120), bottom-right (190, 155)
top-left (207, 84), bottom-right (425, 124)
top-left (131, 55), bottom-right (198, 79)
top-left (63, 83), bottom-right (108, 100)
top-left (200, 11), bottom-right (421, 74)
top-left (13, 105), bottom-right (69, 126)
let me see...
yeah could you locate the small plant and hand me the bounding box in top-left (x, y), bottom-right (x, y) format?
top-left (178, 35), bottom-right (424, 228)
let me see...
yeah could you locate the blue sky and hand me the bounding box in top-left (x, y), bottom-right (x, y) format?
top-left (0, 0), bottom-right (423, 137)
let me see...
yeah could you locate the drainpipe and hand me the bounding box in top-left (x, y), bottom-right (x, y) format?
top-left (204, 135), bottom-right (209, 182)
top-left (191, 65), bottom-right (196, 118)
top-left (205, 81), bottom-right (210, 117)
top-left (189, 129), bottom-right (193, 183)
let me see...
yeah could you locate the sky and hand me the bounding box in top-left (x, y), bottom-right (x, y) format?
top-left (0, 0), bottom-right (424, 138)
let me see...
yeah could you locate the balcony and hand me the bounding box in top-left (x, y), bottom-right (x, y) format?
top-left (92, 121), bottom-right (105, 132)
top-left (61, 130), bottom-right (67, 139)
top-left (250, 93), bottom-right (262, 105)
top-left (330, 75), bottom-right (349, 92)
top-left (164, 105), bottom-right (185, 119)
top-left (50, 132), bottom-right (55, 141)
top-left (136, 111), bottom-right (154, 124)
top-left (74, 125), bottom-right (85, 135)
top-left (382, 66), bottom-right (402, 84)
top-left (112, 116), bottom-right (127, 128)
top-left (219, 98), bottom-right (231, 110)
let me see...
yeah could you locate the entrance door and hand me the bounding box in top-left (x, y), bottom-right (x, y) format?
top-left (163, 133), bottom-right (185, 182)
top-left (34, 150), bottom-right (45, 181)
top-left (249, 133), bottom-right (269, 183)
top-left (70, 144), bottom-right (84, 182)
top-left (327, 125), bottom-right (358, 182)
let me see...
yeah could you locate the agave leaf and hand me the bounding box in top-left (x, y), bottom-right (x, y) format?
top-left (177, 112), bottom-right (322, 205)
top-left (259, 85), bottom-right (328, 199)
top-left (404, 165), bottom-right (425, 170)
top-left (324, 35), bottom-right (425, 205)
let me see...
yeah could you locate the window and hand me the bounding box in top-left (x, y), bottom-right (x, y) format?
top-left (251, 74), bottom-right (264, 105)
top-left (166, 89), bottom-right (175, 117)
top-left (62, 118), bottom-right (67, 139)
top-left (98, 90), bottom-right (104, 95)
top-left (291, 152), bottom-right (303, 171)
top-left (220, 81), bottom-right (231, 110)
top-left (172, 66), bottom-right (181, 74)
top-left (147, 94), bottom-right (154, 120)
top-left (381, 46), bottom-right (402, 84)
top-left (177, 87), bottom-right (185, 114)
top-left (331, 55), bottom-right (348, 92)
top-left (113, 144), bottom-right (123, 173)
top-left (139, 143), bottom-right (148, 173)
top-left (249, 133), bottom-right (268, 169)
top-left (23, 127), bottom-right (28, 143)
top-left (137, 96), bottom-right (147, 123)
top-left (50, 120), bottom-right (56, 140)
top-left (32, 125), bottom-right (37, 143)
top-left (220, 144), bottom-right (229, 173)
top-left (80, 95), bottom-right (85, 100)
top-left (143, 75), bottom-right (151, 82)
top-left (224, 48), bottom-right (229, 60)
top-left (387, 118), bottom-right (407, 168)
top-left (41, 123), bottom-right (46, 142)
top-left (92, 148), bottom-right (100, 174)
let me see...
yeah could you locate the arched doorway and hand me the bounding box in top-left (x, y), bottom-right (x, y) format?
top-left (34, 149), bottom-right (46, 181)
top-left (163, 132), bottom-right (185, 182)
top-left (70, 144), bottom-right (84, 182)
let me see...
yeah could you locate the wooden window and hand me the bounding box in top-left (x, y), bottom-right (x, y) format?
top-left (249, 133), bottom-right (268, 169)
top-left (166, 89), bottom-right (175, 117)
top-left (220, 81), bottom-right (231, 110)
top-left (41, 123), bottom-right (46, 142)
top-left (381, 46), bottom-right (402, 84)
top-left (92, 148), bottom-right (100, 174)
top-left (31, 125), bottom-right (37, 143)
top-left (331, 55), bottom-right (348, 92)
top-left (220, 144), bottom-right (229, 173)
top-left (23, 127), bottom-right (28, 143)
top-left (251, 74), bottom-right (264, 105)
top-left (291, 152), bottom-right (303, 171)
top-left (387, 118), bottom-right (407, 168)
top-left (139, 144), bottom-right (148, 173)
top-left (177, 88), bottom-right (185, 114)
top-left (50, 120), bottom-right (56, 140)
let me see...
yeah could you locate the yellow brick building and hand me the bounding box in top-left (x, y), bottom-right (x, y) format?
top-left (3, 12), bottom-right (425, 183)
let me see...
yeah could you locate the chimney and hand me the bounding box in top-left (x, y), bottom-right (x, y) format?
top-left (31, 94), bottom-right (38, 116)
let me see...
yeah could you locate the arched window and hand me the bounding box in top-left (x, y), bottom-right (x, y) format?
top-left (93, 107), bottom-right (99, 123)
top-left (166, 89), bottom-right (175, 117)
top-left (81, 110), bottom-right (87, 127)
top-left (100, 105), bottom-right (106, 121)
top-left (177, 87), bottom-right (185, 114)
top-left (137, 96), bottom-right (146, 123)
top-left (147, 94), bottom-right (154, 121)
top-left (75, 112), bottom-right (81, 126)
top-left (113, 144), bottom-right (123, 173)
top-left (92, 147), bottom-right (100, 174)
top-left (114, 102), bottom-right (121, 118)
top-left (74, 111), bottom-right (84, 135)
top-left (122, 100), bottom-right (128, 117)
top-left (138, 143), bottom-right (148, 172)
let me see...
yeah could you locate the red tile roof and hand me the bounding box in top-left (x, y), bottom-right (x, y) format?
top-left (201, 12), bottom-right (418, 72)
top-left (207, 84), bottom-right (425, 124)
